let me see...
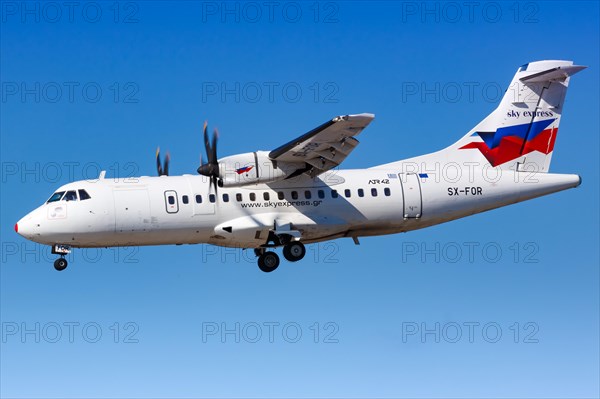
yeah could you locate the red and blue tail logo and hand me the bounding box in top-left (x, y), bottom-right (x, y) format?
top-left (459, 119), bottom-right (557, 167)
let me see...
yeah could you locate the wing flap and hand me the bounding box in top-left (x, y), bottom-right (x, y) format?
top-left (269, 113), bottom-right (374, 176)
top-left (304, 157), bottom-right (338, 171)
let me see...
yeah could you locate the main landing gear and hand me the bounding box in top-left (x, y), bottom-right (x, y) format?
top-left (283, 241), bottom-right (306, 262)
top-left (254, 241), bottom-right (306, 273)
top-left (257, 251), bottom-right (280, 273)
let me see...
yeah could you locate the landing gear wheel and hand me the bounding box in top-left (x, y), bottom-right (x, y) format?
top-left (258, 251), bottom-right (280, 273)
top-left (283, 242), bottom-right (306, 262)
top-left (54, 258), bottom-right (68, 271)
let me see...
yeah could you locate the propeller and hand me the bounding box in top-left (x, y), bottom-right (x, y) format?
top-left (197, 121), bottom-right (220, 193)
top-left (156, 147), bottom-right (170, 176)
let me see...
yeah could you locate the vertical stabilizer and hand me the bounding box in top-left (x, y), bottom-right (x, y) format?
top-left (452, 60), bottom-right (585, 172)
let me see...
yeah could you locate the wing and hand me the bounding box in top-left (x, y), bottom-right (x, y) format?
top-left (268, 113), bottom-right (375, 177)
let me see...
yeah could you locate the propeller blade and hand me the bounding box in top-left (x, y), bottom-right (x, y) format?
top-left (198, 123), bottom-right (220, 178)
top-left (203, 121), bottom-right (212, 164)
top-left (164, 152), bottom-right (170, 176)
top-left (212, 176), bottom-right (219, 196)
top-left (211, 128), bottom-right (218, 166)
top-left (156, 147), bottom-right (163, 176)
top-left (197, 120), bottom-right (220, 200)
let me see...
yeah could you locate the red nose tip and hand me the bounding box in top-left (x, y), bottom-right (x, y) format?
top-left (14, 223), bottom-right (18, 233)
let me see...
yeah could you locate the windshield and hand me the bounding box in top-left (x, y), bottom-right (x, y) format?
top-left (63, 191), bottom-right (77, 201)
top-left (78, 189), bottom-right (91, 200)
top-left (47, 191), bottom-right (65, 203)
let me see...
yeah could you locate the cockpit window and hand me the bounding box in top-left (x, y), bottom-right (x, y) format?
top-left (47, 191), bottom-right (65, 203)
top-left (78, 189), bottom-right (91, 200)
top-left (63, 191), bottom-right (78, 201)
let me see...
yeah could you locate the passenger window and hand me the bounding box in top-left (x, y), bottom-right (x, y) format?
top-left (236, 193), bottom-right (243, 202)
top-left (371, 188), bottom-right (378, 197)
top-left (250, 193), bottom-right (256, 201)
top-left (209, 194), bottom-right (216, 203)
top-left (168, 196), bottom-right (175, 205)
top-left (291, 191), bottom-right (298, 200)
top-left (47, 191), bottom-right (65, 203)
top-left (263, 192), bottom-right (270, 201)
top-left (223, 194), bottom-right (229, 202)
top-left (63, 191), bottom-right (77, 201)
top-left (358, 189), bottom-right (364, 197)
top-left (331, 190), bottom-right (338, 198)
top-left (78, 189), bottom-right (91, 200)
top-left (304, 190), bottom-right (312, 199)
top-left (182, 195), bottom-right (189, 204)
top-left (277, 191), bottom-right (284, 200)
top-left (384, 188), bottom-right (391, 196)
top-left (344, 189), bottom-right (351, 198)
top-left (196, 194), bottom-right (202, 203)
top-left (318, 190), bottom-right (325, 199)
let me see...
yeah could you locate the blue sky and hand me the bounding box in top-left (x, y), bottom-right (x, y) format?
top-left (1, 1), bottom-right (598, 398)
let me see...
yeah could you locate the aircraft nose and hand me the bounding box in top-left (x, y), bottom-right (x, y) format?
top-left (15, 214), bottom-right (36, 239)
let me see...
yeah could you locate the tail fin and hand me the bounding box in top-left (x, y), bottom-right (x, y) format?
top-left (451, 60), bottom-right (585, 172)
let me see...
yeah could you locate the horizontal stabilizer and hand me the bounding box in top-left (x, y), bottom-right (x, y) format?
top-left (520, 65), bottom-right (587, 83)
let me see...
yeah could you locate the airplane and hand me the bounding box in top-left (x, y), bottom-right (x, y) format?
top-left (15, 60), bottom-right (585, 272)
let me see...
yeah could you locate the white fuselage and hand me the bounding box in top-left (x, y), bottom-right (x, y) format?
top-left (16, 167), bottom-right (581, 249)
top-left (14, 61), bottom-right (586, 272)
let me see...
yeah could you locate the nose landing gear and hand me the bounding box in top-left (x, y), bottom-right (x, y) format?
top-left (53, 257), bottom-right (68, 271)
top-left (51, 244), bottom-right (71, 271)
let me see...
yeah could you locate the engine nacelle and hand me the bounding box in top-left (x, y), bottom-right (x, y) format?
top-left (218, 151), bottom-right (303, 187)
